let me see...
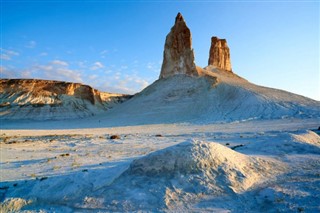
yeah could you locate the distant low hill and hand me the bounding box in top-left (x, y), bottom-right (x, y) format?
top-left (0, 79), bottom-right (131, 120)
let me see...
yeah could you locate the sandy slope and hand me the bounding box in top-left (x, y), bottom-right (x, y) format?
top-left (89, 67), bottom-right (319, 126)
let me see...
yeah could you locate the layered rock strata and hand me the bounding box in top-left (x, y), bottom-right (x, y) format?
top-left (0, 79), bottom-right (103, 106)
top-left (0, 79), bottom-right (131, 120)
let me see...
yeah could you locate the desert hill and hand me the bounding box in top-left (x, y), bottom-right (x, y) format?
top-left (0, 79), bottom-right (131, 120)
top-left (99, 67), bottom-right (319, 126)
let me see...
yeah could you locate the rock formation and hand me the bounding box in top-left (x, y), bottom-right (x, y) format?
top-left (0, 79), bottom-right (103, 105)
top-left (159, 13), bottom-right (199, 79)
top-left (0, 79), bottom-right (131, 120)
top-left (208, 36), bottom-right (232, 72)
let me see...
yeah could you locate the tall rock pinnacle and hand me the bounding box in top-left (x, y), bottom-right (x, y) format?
top-left (159, 13), bottom-right (199, 79)
top-left (208, 36), bottom-right (232, 72)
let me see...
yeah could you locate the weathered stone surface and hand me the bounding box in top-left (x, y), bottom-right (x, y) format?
top-left (159, 13), bottom-right (199, 79)
top-left (208, 36), bottom-right (232, 72)
top-left (0, 79), bottom-right (132, 120)
top-left (0, 79), bottom-right (103, 105)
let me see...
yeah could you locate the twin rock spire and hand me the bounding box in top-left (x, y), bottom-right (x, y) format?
top-left (209, 37), bottom-right (232, 72)
top-left (159, 13), bottom-right (232, 79)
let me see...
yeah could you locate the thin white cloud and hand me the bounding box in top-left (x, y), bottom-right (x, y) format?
top-left (89, 74), bottom-right (98, 80)
top-left (0, 48), bottom-right (20, 61)
top-left (146, 62), bottom-right (160, 73)
top-left (100, 50), bottom-right (108, 55)
top-left (99, 83), bottom-right (135, 94)
top-left (96, 74), bottom-right (150, 94)
top-left (0, 54), bottom-right (11, 60)
top-left (1, 60), bottom-right (82, 84)
top-left (25, 40), bottom-right (36, 48)
top-left (120, 65), bottom-right (128, 70)
top-left (134, 78), bottom-right (149, 89)
top-left (104, 69), bottom-right (112, 74)
top-left (146, 62), bottom-right (154, 69)
top-left (0, 66), bottom-right (14, 78)
top-left (51, 60), bottom-right (69, 66)
top-left (54, 68), bottom-right (82, 83)
top-left (0, 66), bottom-right (8, 76)
top-left (33, 60), bottom-right (82, 83)
top-left (21, 71), bottom-right (32, 78)
top-left (100, 50), bottom-right (109, 58)
top-left (0, 66), bottom-right (29, 79)
top-left (39, 52), bottom-right (48, 56)
top-left (36, 65), bottom-right (53, 71)
top-left (89, 62), bottom-right (153, 94)
top-left (77, 61), bottom-right (88, 68)
top-left (90, 61), bottom-right (104, 70)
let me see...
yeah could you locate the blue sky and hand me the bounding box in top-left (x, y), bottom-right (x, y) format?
top-left (1, 1), bottom-right (319, 100)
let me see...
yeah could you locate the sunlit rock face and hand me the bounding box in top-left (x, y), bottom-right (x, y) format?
top-left (208, 36), bottom-right (232, 72)
top-left (0, 79), bottom-right (103, 105)
top-left (0, 79), bottom-right (131, 120)
top-left (159, 13), bottom-right (199, 79)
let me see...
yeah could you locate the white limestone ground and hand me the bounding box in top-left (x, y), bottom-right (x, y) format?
top-left (1, 119), bottom-right (319, 212)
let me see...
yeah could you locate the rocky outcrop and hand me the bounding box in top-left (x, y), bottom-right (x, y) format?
top-left (159, 13), bottom-right (199, 79)
top-left (0, 79), bottom-right (103, 105)
top-left (0, 79), bottom-right (131, 120)
top-left (208, 36), bottom-right (232, 72)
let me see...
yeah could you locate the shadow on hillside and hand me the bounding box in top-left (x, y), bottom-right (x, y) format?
top-left (0, 158), bottom-right (133, 210)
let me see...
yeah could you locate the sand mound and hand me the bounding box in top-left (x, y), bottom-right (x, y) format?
top-left (79, 140), bottom-right (285, 211)
top-left (0, 198), bottom-right (32, 213)
top-left (290, 130), bottom-right (320, 146)
top-left (127, 140), bottom-right (282, 192)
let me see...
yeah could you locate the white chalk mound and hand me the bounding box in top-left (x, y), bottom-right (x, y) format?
top-left (127, 140), bottom-right (282, 193)
top-left (84, 140), bottom-right (285, 211)
top-left (0, 198), bottom-right (32, 213)
top-left (290, 130), bottom-right (320, 146)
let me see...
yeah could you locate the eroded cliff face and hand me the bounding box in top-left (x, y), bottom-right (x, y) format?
top-left (159, 13), bottom-right (199, 79)
top-left (0, 79), bottom-right (102, 105)
top-left (208, 36), bottom-right (232, 72)
top-left (0, 79), bottom-right (131, 120)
